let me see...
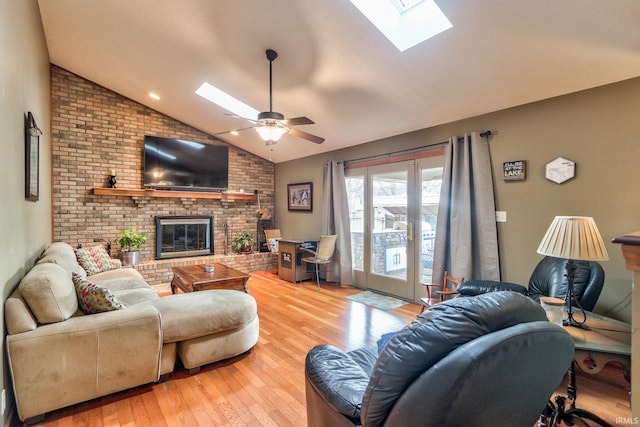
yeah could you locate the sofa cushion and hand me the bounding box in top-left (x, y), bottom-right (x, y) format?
top-left (113, 288), bottom-right (160, 306)
top-left (19, 263), bottom-right (78, 324)
top-left (72, 273), bottom-right (124, 314)
top-left (89, 268), bottom-right (151, 292)
top-left (154, 290), bottom-right (257, 343)
top-left (37, 241), bottom-right (87, 277)
top-left (75, 245), bottom-right (116, 276)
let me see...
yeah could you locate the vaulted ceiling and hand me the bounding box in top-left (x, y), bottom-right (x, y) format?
top-left (38, 0), bottom-right (640, 163)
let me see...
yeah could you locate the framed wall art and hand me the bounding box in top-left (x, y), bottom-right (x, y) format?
top-left (503, 160), bottom-right (526, 181)
top-left (287, 182), bottom-right (312, 212)
top-left (545, 157), bottom-right (575, 184)
top-left (25, 112), bottom-right (42, 202)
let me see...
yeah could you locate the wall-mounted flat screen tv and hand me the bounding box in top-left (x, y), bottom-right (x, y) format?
top-left (143, 135), bottom-right (229, 191)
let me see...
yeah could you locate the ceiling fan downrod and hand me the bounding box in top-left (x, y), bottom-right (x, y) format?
top-left (258, 49), bottom-right (284, 122)
top-left (266, 49), bottom-right (277, 113)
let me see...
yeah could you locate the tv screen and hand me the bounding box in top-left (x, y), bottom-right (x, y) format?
top-left (144, 135), bottom-right (229, 191)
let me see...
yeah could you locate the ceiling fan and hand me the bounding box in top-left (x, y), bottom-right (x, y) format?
top-left (217, 49), bottom-right (324, 145)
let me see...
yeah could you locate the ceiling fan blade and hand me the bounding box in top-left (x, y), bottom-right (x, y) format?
top-left (289, 128), bottom-right (325, 144)
top-left (213, 126), bottom-right (255, 136)
top-left (282, 116), bottom-right (314, 126)
top-left (224, 112), bottom-right (257, 123)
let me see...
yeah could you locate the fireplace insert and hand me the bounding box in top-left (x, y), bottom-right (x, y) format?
top-left (155, 215), bottom-right (214, 259)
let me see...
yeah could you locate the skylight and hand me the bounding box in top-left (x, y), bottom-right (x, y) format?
top-left (348, 0), bottom-right (452, 52)
top-left (195, 82), bottom-right (259, 120)
top-left (390, 0), bottom-right (426, 14)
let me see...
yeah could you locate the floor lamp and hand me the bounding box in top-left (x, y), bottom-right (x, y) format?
top-left (536, 216), bottom-right (611, 427)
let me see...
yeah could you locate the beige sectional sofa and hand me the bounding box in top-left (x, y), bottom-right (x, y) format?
top-left (5, 242), bottom-right (259, 423)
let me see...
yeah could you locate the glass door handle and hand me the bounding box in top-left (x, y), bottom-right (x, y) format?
top-left (407, 222), bottom-right (413, 241)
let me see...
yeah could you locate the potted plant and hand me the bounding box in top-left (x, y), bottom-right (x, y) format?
top-left (232, 231), bottom-right (254, 254)
top-left (117, 227), bottom-right (148, 266)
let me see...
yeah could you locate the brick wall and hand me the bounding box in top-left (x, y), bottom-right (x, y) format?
top-left (50, 66), bottom-right (276, 284)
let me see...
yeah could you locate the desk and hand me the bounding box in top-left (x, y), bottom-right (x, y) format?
top-left (278, 240), bottom-right (317, 283)
top-left (563, 311), bottom-right (631, 382)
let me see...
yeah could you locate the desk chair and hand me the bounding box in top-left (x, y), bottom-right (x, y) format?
top-left (301, 235), bottom-right (338, 289)
top-left (265, 229), bottom-right (282, 253)
top-left (264, 229), bottom-right (282, 273)
top-left (420, 271), bottom-right (464, 313)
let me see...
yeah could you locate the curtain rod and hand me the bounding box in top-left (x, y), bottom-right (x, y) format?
top-left (341, 130), bottom-right (492, 165)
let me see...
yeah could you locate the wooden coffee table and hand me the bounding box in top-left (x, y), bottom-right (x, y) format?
top-left (170, 263), bottom-right (250, 294)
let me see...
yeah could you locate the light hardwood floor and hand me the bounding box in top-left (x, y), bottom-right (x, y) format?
top-left (12, 271), bottom-right (630, 426)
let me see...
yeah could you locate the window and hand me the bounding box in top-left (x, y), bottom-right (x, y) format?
top-left (347, 0), bottom-right (452, 51)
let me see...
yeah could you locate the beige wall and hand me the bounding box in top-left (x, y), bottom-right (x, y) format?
top-left (0, 0), bottom-right (51, 421)
top-left (276, 77), bottom-right (640, 323)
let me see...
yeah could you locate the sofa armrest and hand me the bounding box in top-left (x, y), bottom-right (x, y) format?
top-left (305, 344), bottom-right (373, 420)
top-left (7, 305), bottom-right (162, 421)
top-left (457, 280), bottom-right (528, 297)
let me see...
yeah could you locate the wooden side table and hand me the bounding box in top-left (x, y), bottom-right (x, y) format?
top-left (563, 311), bottom-right (631, 382)
top-left (544, 311), bottom-right (631, 425)
top-left (171, 263), bottom-right (250, 294)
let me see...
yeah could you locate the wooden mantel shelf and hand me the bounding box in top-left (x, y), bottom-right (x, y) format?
top-left (92, 187), bottom-right (257, 201)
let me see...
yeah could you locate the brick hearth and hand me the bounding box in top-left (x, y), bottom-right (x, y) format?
top-left (139, 252), bottom-right (277, 287)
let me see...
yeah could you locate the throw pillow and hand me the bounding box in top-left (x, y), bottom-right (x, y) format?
top-left (72, 273), bottom-right (124, 314)
top-left (376, 331), bottom-right (399, 354)
top-left (75, 245), bottom-right (116, 276)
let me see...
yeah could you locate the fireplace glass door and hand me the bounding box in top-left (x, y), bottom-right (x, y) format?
top-left (156, 216), bottom-right (214, 259)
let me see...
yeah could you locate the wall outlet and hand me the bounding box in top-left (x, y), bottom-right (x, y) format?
top-left (495, 211), bottom-right (507, 223)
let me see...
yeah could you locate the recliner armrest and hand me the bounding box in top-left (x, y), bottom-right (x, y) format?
top-left (305, 344), bottom-right (374, 419)
top-left (457, 280), bottom-right (528, 297)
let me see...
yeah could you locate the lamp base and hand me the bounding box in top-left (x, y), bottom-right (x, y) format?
top-left (562, 259), bottom-right (591, 331)
top-left (563, 317), bottom-right (591, 330)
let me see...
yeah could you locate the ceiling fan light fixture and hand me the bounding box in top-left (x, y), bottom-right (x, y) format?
top-left (256, 123), bottom-right (288, 143)
top-left (211, 49), bottom-right (323, 146)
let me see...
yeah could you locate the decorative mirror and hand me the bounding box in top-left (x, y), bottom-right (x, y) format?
top-left (25, 111), bottom-right (42, 202)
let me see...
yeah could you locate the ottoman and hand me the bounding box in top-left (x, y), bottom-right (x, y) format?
top-left (153, 290), bottom-right (259, 373)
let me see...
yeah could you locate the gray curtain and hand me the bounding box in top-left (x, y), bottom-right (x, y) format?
top-left (432, 132), bottom-right (500, 282)
top-left (322, 161), bottom-right (353, 285)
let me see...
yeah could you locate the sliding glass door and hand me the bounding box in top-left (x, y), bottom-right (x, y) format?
top-left (346, 155), bottom-right (443, 301)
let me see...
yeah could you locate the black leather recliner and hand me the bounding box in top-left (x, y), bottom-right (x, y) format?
top-left (457, 256), bottom-right (605, 311)
top-left (304, 293), bottom-right (574, 427)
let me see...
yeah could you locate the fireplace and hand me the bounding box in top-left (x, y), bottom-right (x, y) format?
top-left (155, 216), bottom-right (214, 259)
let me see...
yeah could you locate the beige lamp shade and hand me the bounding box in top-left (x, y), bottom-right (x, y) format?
top-left (536, 216), bottom-right (609, 261)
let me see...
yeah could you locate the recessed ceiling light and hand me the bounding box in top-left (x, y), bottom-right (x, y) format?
top-left (230, 131), bottom-right (239, 136)
top-left (348, 0), bottom-right (452, 51)
top-left (149, 92), bottom-right (160, 100)
top-left (195, 82), bottom-right (259, 120)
